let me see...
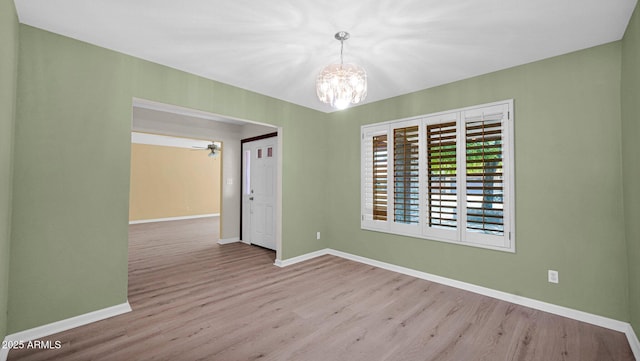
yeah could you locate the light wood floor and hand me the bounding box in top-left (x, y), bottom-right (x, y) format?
top-left (8, 218), bottom-right (635, 360)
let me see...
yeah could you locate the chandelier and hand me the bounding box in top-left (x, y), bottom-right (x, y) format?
top-left (316, 31), bottom-right (367, 110)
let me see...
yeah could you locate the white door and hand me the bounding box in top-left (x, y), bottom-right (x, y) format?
top-left (242, 137), bottom-right (277, 250)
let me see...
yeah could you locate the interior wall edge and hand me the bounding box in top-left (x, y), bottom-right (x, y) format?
top-left (0, 0), bottom-right (19, 347)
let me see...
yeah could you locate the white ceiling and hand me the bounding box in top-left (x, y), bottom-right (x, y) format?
top-left (14, 0), bottom-right (638, 113)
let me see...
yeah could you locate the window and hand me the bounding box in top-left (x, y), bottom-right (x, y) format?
top-left (244, 150), bottom-right (251, 195)
top-left (361, 100), bottom-right (515, 252)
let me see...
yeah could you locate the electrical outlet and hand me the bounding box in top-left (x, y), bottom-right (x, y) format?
top-left (548, 270), bottom-right (559, 284)
top-left (316, 232), bottom-right (321, 240)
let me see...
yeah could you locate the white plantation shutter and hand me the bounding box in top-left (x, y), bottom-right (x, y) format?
top-left (393, 125), bottom-right (420, 225)
top-left (388, 120), bottom-right (421, 236)
top-left (362, 100), bottom-right (514, 252)
top-left (461, 104), bottom-right (512, 248)
top-left (362, 125), bottom-right (390, 230)
top-left (373, 134), bottom-right (389, 221)
top-left (424, 113), bottom-right (460, 241)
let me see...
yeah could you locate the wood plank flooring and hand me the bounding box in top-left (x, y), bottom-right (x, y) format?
top-left (8, 218), bottom-right (635, 360)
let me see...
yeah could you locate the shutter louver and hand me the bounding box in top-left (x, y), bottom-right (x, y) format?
top-left (427, 121), bottom-right (458, 230)
top-left (465, 115), bottom-right (504, 236)
top-left (372, 134), bottom-right (388, 221)
top-left (394, 126), bottom-right (419, 224)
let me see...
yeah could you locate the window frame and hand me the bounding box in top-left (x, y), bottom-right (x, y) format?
top-left (360, 100), bottom-right (515, 253)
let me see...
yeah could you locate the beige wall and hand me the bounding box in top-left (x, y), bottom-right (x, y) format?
top-left (129, 143), bottom-right (221, 221)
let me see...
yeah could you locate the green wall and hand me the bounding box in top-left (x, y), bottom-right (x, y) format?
top-left (8, 25), bottom-right (328, 333)
top-left (0, 0), bottom-right (19, 341)
top-left (327, 42), bottom-right (629, 321)
top-left (622, 4), bottom-right (640, 336)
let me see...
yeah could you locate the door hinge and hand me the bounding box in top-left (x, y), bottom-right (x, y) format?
top-left (361, 214), bottom-right (364, 221)
top-left (508, 232), bottom-right (511, 240)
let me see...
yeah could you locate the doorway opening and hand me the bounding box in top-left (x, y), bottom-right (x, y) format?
top-left (128, 98), bottom-right (282, 261)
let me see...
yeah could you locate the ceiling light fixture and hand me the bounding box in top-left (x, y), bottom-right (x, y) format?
top-left (192, 142), bottom-right (220, 158)
top-left (316, 31), bottom-right (367, 110)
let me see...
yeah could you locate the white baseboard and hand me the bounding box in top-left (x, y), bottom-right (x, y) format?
top-left (1, 302), bottom-right (132, 361)
top-left (277, 248), bottom-right (640, 359)
top-left (129, 213), bottom-right (219, 224)
top-left (274, 248), bottom-right (329, 267)
top-left (218, 237), bottom-right (240, 245)
top-left (627, 324), bottom-right (640, 359)
top-left (326, 249), bottom-right (629, 331)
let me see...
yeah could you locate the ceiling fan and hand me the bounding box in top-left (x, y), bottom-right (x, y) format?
top-left (192, 142), bottom-right (221, 158)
